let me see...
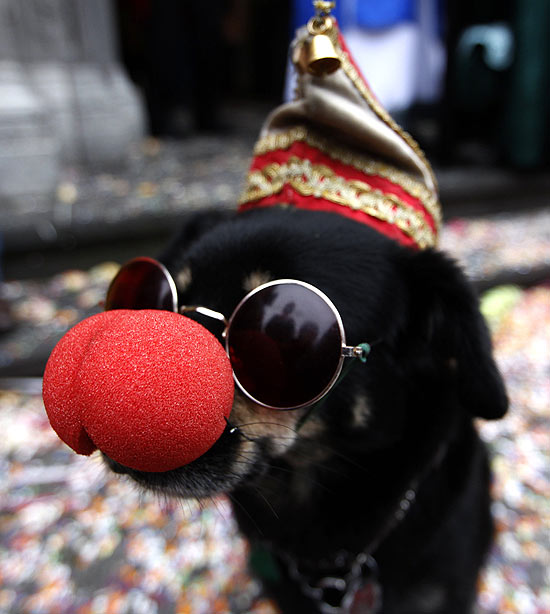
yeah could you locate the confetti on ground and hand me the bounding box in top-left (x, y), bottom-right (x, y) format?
top-left (441, 209), bottom-right (550, 283)
top-left (0, 390), bottom-right (274, 614)
top-left (476, 284), bottom-right (550, 614)
top-left (0, 263), bottom-right (118, 372)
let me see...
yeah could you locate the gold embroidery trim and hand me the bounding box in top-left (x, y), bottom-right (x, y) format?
top-left (239, 156), bottom-right (437, 248)
top-left (252, 126), bottom-right (441, 231)
top-left (336, 47), bottom-right (439, 193)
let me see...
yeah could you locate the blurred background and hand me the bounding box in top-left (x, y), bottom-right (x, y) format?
top-left (0, 1), bottom-right (548, 613)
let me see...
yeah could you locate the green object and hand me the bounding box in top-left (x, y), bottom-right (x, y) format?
top-left (357, 342), bottom-right (371, 363)
top-left (501, 0), bottom-right (550, 168)
top-left (249, 544), bottom-right (282, 584)
top-left (480, 285), bottom-right (522, 331)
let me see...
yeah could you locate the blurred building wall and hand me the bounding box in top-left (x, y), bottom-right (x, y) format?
top-left (0, 0), bottom-right (144, 207)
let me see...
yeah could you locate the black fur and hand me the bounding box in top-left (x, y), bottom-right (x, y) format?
top-left (105, 206), bottom-right (508, 613)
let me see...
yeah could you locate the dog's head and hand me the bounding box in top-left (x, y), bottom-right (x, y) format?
top-left (43, 9), bottom-right (507, 518)
top-left (95, 205), bottom-right (507, 504)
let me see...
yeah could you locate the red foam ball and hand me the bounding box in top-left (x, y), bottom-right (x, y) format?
top-left (43, 310), bottom-right (234, 472)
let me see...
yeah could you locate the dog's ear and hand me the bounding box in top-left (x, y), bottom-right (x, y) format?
top-left (401, 249), bottom-right (508, 420)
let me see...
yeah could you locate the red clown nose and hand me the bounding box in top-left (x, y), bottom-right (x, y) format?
top-left (42, 310), bottom-right (234, 472)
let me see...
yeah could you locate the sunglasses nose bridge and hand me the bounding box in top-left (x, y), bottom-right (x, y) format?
top-left (179, 305), bottom-right (229, 329)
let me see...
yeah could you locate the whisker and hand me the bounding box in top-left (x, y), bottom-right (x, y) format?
top-left (229, 427), bottom-right (358, 485)
top-left (267, 432), bottom-right (372, 474)
top-left (235, 424), bottom-right (297, 434)
top-left (174, 496), bottom-right (199, 521)
top-left (235, 419), bottom-right (369, 471)
top-left (251, 487), bottom-right (280, 520)
top-left (226, 491), bottom-right (264, 536)
top-left (206, 494), bottom-right (230, 524)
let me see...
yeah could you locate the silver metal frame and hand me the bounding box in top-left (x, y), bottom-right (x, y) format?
top-left (109, 259), bottom-right (365, 411)
top-left (180, 305), bottom-right (228, 326)
top-left (156, 258), bottom-right (179, 314)
top-left (106, 257), bottom-right (179, 314)
top-left (223, 278), bottom-right (352, 411)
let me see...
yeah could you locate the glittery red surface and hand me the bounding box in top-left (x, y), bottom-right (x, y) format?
top-left (43, 310), bottom-right (234, 472)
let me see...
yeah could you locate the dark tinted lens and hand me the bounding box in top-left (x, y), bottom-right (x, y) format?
top-left (105, 258), bottom-right (177, 312)
top-left (227, 283), bottom-right (343, 409)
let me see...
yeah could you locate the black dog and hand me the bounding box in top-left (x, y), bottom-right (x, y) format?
top-left (105, 205), bottom-right (508, 614)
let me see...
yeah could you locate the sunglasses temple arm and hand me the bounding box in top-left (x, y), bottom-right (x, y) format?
top-left (342, 342), bottom-right (371, 363)
top-left (297, 342), bottom-right (371, 431)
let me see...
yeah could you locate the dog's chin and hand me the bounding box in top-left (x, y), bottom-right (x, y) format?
top-left (102, 425), bottom-right (265, 500)
top-left (102, 394), bottom-right (310, 500)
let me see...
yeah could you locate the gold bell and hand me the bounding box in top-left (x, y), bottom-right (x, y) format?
top-left (305, 15), bottom-right (341, 77)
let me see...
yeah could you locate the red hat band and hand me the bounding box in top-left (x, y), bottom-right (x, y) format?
top-left (239, 127), bottom-right (440, 250)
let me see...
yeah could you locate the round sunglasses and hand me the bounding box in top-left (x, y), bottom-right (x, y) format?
top-left (105, 257), bottom-right (370, 411)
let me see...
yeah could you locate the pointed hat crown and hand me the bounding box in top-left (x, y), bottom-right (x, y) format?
top-left (239, 1), bottom-right (441, 249)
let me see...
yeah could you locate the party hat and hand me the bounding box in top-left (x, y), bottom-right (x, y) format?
top-left (239, 1), bottom-right (441, 249)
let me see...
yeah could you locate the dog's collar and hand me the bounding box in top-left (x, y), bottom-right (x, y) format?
top-left (249, 486), bottom-right (416, 613)
top-left (250, 543), bottom-right (381, 613)
top-left (249, 441), bottom-right (447, 612)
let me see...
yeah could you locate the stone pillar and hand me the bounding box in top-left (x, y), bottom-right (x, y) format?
top-left (0, 0), bottom-right (145, 204)
top-left (0, 0), bottom-right (60, 201)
